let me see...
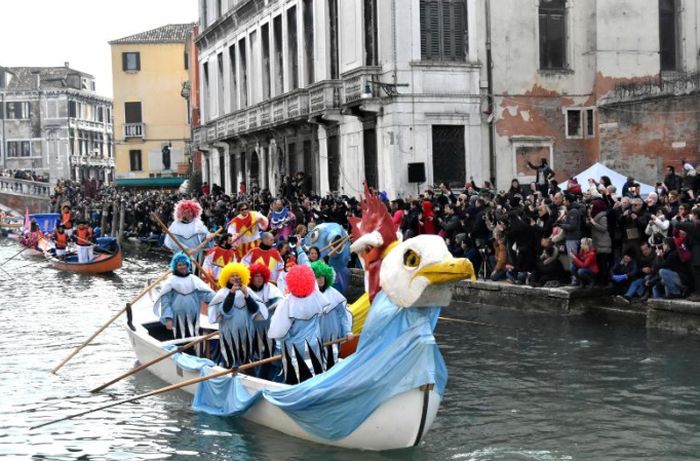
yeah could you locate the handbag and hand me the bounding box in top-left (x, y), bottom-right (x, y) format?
top-left (625, 226), bottom-right (640, 240)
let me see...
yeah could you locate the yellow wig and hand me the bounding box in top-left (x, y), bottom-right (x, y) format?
top-left (218, 262), bottom-right (251, 289)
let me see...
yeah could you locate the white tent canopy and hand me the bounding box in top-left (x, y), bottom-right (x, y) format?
top-left (559, 162), bottom-right (655, 197)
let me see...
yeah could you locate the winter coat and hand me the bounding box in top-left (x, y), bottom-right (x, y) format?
top-left (559, 206), bottom-right (582, 241)
top-left (674, 220), bottom-right (700, 266)
top-left (572, 248), bottom-right (599, 273)
top-left (588, 212), bottom-right (612, 254)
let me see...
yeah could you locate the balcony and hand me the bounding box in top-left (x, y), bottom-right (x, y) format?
top-left (309, 80), bottom-right (342, 121)
top-left (286, 89), bottom-right (309, 119)
top-left (123, 123), bottom-right (144, 139)
top-left (342, 66), bottom-right (382, 105)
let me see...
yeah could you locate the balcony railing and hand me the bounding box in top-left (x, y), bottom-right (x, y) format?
top-left (342, 66), bottom-right (382, 104)
top-left (0, 176), bottom-right (51, 198)
top-left (123, 123), bottom-right (144, 138)
top-left (309, 80), bottom-right (342, 115)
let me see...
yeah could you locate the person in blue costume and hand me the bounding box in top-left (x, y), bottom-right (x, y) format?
top-left (248, 262), bottom-right (284, 379)
top-left (311, 260), bottom-right (351, 368)
top-left (153, 252), bottom-right (216, 340)
top-left (208, 263), bottom-right (268, 369)
top-left (268, 264), bottom-right (329, 384)
top-left (303, 223), bottom-right (351, 294)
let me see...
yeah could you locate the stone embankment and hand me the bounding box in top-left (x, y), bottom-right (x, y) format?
top-left (349, 269), bottom-right (700, 336)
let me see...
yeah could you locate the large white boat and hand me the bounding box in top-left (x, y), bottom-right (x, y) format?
top-left (124, 282), bottom-right (441, 451)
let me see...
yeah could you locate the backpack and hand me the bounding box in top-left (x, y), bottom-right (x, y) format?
top-left (676, 235), bottom-right (692, 263)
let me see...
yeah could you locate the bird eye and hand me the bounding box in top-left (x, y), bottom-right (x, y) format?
top-left (403, 249), bottom-right (421, 268)
top-left (309, 229), bottom-right (320, 243)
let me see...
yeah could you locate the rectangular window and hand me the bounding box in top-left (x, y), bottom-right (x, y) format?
top-left (6, 102), bottom-right (31, 119)
top-left (288, 6), bottom-right (299, 90)
top-left (122, 52), bottom-right (141, 71)
top-left (539, 0), bottom-right (566, 69)
top-left (659, 0), bottom-right (678, 71)
top-left (303, 0), bottom-right (315, 84)
top-left (217, 52), bottom-right (225, 115)
top-left (262, 23), bottom-right (271, 100)
top-left (250, 31), bottom-right (258, 104)
top-left (124, 102), bottom-right (142, 124)
top-left (239, 38), bottom-right (248, 107)
top-left (185, 50), bottom-right (189, 70)
top-left (97, 106), bottom-right (104, 123)
top-left (7, 141), bottom-right (31, 158)
top-left (420, 0), bottom-right (467, 62)
top-left (203, 61), bottom-right (210, 117)
top-left (566, 109), bottom-right (582, 138)
top-left (129, 149), bottom-right (143, 171)
top-left (328, 0), bottom-right (339, 79)
top-left (229, 44), bottom-right (238, 111)
top-left (586, 109), bottom-right (595, 137)
top-left (273, 15), bottom-right (285, 94)
top-left (364, 0), bottom-right (378, 66)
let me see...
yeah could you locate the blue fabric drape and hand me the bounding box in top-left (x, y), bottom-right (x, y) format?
top-left (191, 291), bottom-right (447, 441)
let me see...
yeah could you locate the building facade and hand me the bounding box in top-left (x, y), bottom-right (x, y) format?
top-left (193, 0), bottom-right (483, 198)
top-left (0, 64), bottom-right (114, 185)
top-left (480, 0), bottom-right (700, 188)
top-left (110, 24), bottom-right (194, 188)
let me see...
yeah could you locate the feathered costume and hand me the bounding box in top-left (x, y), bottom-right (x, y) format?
top-left (164, 200), bottom-right (211, 253)
top-left (153, 252), bottom-right (215, 340)
top-left (303, 223), bottom-right (351, 294)
top-left (208, 263), bottom-right (268, 368)
top-left (268, 264), bottom-right (328, 384)
top-left (311, 261), bottom-right (350, 368)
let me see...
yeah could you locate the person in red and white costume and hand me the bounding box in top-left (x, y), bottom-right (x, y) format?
top-left (226, 202), bottom-right (269, 261)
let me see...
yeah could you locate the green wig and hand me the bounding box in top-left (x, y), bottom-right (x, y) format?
top-left (310, 260), bottom-right (335, 291)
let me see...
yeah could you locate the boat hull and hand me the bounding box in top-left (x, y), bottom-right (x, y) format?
top-left (51, 250), bottom-right (123, 274)
top-left (125, 284), bottom-right (441, 451)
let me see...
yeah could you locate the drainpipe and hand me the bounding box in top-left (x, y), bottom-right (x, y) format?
top-left (485, 0), bottom-right (496, 185)
top-left (1, 90), bottom-right (5, 170)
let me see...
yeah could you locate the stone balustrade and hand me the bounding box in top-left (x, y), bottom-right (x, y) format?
top-left (0, 176), bottom-right (51, 198)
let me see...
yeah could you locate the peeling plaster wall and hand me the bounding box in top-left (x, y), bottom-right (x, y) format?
top-left (484, 0), bottom-right (699, 189)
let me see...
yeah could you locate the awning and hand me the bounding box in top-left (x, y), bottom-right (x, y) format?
top-left (115, 177), bottom-right (186, 188)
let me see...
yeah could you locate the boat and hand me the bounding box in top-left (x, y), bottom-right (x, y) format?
top-left (49, 237), bottom-right (123, 274)
top-left (125, 281), bottom-right (441, 451)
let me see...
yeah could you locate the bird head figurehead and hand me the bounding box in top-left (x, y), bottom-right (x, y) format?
top-left (349, 183), bottom-right (398, 301)
top-left (379, 235), bottom-right (475, 308)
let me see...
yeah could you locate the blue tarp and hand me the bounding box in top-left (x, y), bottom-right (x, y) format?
top-left (29, 213), bottom-right (60, 233)
top-left (190, 291), bottom-right (447, 441)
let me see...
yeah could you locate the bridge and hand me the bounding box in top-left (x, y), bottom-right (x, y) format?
top-left (0, 176), bottom-right (52, 214)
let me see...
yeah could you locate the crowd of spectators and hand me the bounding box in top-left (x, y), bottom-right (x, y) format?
top-left (53, 160), bottom-right (700, 302)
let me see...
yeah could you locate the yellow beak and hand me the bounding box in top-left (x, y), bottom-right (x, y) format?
top-left (414, 257), bottom-right (476, 284)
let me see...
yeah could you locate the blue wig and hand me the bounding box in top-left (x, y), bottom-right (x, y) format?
top-left (170, 251), bottom-right (192, 273)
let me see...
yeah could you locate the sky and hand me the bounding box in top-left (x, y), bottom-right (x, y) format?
top-left (0, 0), bottom-right (199, 98)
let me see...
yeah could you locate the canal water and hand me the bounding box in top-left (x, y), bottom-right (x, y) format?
top-left (1, 240), bottom-right (700, 460)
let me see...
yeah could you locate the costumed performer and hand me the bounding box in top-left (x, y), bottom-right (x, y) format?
top-left (208, 263), bottom-right (268, 369)
top-left (311, 260), bottom-right (351, 368)
top-left (268, 264), bottom-right (328, 384)
top-left (269, 199), bottom-right (295, 241)
top-left (203, 233), bottom-right (236, 283)
top-left (164, 199), bottom-right (212, 254)
top-left (242, 232), bottom-right (284, 284)
top-left (227, 202), bottom-right (269, 261)
top-left (153, 252), bottom-right (216, 341)
top-left (248, 262), bottom-right (284, 380)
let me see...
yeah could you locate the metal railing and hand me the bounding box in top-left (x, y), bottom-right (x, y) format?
top-left (123, 123), bottom-right (145, 138)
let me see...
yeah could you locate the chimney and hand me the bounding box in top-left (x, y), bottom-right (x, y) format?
top-left (64, 61), bottom-right (70, 68)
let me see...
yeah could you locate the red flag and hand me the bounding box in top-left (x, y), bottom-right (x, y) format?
top-left (23, 208), bottom-right (30, 234)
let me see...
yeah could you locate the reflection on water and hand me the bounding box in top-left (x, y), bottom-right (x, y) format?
top-left (1, 240), bottom-right (700, 460)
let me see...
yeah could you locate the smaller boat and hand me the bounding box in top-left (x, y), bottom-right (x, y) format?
top-left (50, 237), bottom-right (123, 274)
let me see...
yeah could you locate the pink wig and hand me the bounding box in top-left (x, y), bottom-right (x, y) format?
top-left (174, 200), bottom-right (202, 222)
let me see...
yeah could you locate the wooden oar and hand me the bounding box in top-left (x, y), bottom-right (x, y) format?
top-left (33, 336), bottom-right (350, 430)
top-left (150, 212), bottom-right (216, 286)
top-left (90, 330), bottom-right (220, 393)
top-left (50, 269), bottom-right (171, 374)
top-left (319, 234), bottom-right (349, 253)
top-left (0, 246), bottom-right (28, 267)
top-left (187, 227), bottom-right (225, 256)
top-left (438, 316), bottom-right (498, 328)
top-left (327, 235), bottom-right (350, 257)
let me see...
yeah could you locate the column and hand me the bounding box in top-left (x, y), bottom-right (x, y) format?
top-left (467, 0), bottom-right (477, 63)
top-left (317, 125), bottom-right (330, 194)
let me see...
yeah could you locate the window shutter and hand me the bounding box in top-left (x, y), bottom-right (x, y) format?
top-left (453, 1), bottom-right (467, 60)
top-left (442, 2), bottom-right (453, 60)
top-left (122, 53), bottom-right (128, 71)
top-left (428, 1), bottom-right (440, 59)
top-left (135, 53), bottom-right (141, 71)
top-left (420, 1), bottom-right (428, 58)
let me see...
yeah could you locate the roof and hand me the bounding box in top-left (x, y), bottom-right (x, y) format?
top-left (109, 24), bottom-right (195, 45)
top-left (115, 177), bottom-right (186, 188)
top-left (1, 66), bottom-right (93, 91)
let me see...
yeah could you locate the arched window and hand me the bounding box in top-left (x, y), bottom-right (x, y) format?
top-left (539, 0), bottom-right (566, 70)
